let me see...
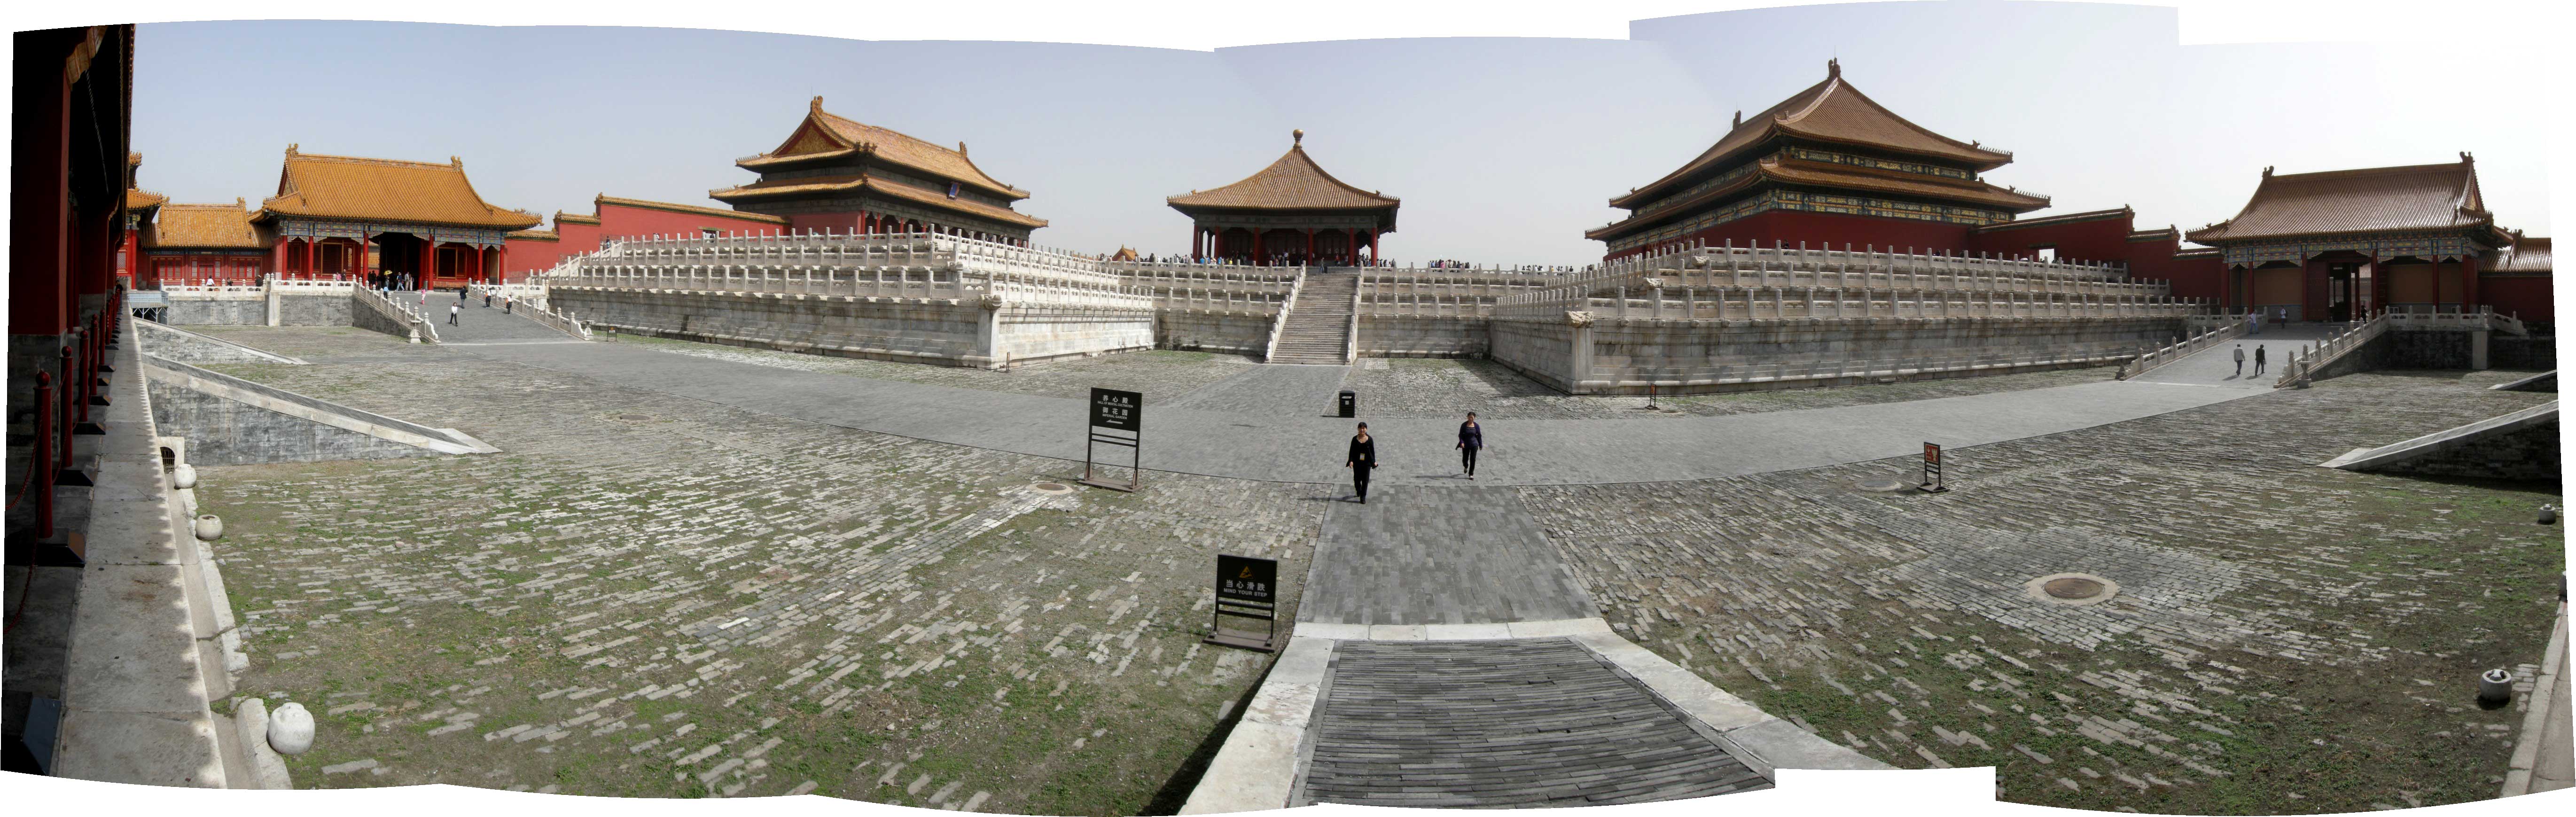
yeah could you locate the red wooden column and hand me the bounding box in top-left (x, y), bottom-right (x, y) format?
top-left (1368, 229), bottom-right (1379, 264)
top-left (271, 239), bottom-right (287, 279)
top-left (420, 240), bottom-right (433, 289)
top-left (357, 233), bottom-right (371, 281)
top-left (1252, 231), bottom-right (1264, 265)
top-left (1304, 229), bottom-right (1316, 264)
top-left (2461, 253), bottom-right (2480, 312)
top-left (496, 245), bottom-right (507, 284)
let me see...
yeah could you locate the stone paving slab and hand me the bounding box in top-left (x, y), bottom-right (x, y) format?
top-left (1299, 638), bottom-right (1770, 807)
top-left (431, 337), bottom-right (2270, 487)
top-left (1297, 487), bottom-right (1596, 626)
top-left (1163, 365), bottom-right (1353, 415)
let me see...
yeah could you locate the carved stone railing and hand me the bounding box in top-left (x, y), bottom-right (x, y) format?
top-left (2276, 312), bottom-right (2389, 388)
top-left (1492, 287), bottom-right (2200, 322)
top-left (1262, 269), bottom-right (1306, 362)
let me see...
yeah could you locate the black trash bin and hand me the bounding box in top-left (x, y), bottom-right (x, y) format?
top-left (1337, 389), bottom-right (1357, 419)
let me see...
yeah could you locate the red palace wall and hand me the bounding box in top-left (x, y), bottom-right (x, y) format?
top-left (1967, 218), bottom-right (2132, 266)
top-left (1607, 209), bottom-right (1977, 260)
top-left (505, 199), bottom-right (784, 280)
top-left (2481, 275), bottom-right (2555, 323)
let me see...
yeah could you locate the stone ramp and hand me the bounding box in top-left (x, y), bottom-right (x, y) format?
top-left (2128, 325), bottom-right (2332, 390)
top-left (1298, 638), bottom-right (1771, 808)
top-left (133, 319), bottom-right (307, 365)
top-left (1297, 486), bottom-right (1595, 626)
top-left (426, 294), bottom-right (584, 343)
top-left (2319, 400), bottom-right (2558, 481)
top-left (141, 356), bottom-right (498, 465)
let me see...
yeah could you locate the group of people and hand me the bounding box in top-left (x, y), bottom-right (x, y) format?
top-left (2246, 306), bottom-right (2289, 335)
top-left (2233, 343), bottom-right (2269, 377)
top-left (444, 285), bottom-right (515, 325)
top-left (1341, 412), bottom-right (1485, 504)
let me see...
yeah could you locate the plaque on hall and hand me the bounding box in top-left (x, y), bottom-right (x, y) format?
top-left (1206, 554), bottom-right (1280, 653)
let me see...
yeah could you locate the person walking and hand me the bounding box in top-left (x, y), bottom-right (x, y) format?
top-left (1456, 412), bottom-right (1484, 479)
top-left (484, 289), bottom-right (493, 308)
top-left (2255, 344), bottom-right (2267, 375)
top-left (1345, 422), bottom-right (1377, 504)
top-left (504, 295), bottom-right (514, 314)
top-left (447, 303), bottom-right (460, 326)
top-left (2233, 343), bottom-right (2246, 377)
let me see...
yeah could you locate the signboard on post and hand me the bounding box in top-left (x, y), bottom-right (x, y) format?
top-left (1920, 442), bottom-right (1947, 492)
top-left (1082, 388), bottom-right (1143, 492)
top-left (1205, 554), bottom-right (1279, 652)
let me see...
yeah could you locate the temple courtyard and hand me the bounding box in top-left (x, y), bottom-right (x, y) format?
top-left (168, 315), bottom-right (2561, 815)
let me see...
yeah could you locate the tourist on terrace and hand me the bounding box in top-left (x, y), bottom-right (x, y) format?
top-left (1345, 422), bottom-right (1377, 504)
top-left (447, 303), bottom-right (460, 326)
top-left (2233, 344), bottom-right (2246, 377)
top-left (2255, 344), bottom-right (2268, 375)
top-left (1457, 412), bottom-right (1483, 480)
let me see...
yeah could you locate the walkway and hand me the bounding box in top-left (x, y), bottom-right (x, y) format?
top-left (2130, 325), bottom-right (2334, 389)
top-left (1298, 487), bottom-right (1593, 626)
top-left (425, 293), bottom-right (583, 345)
top-left (431, 339), bottom-right (2291, 487)
top-left (1300, 639), bottom-right (1769, 807)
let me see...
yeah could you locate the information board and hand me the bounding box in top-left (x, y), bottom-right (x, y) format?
top-left (1205, 554), bottom-right (1280, 653)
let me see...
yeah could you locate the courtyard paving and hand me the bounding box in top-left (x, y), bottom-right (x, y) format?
top-left (173, 323), bottom-right (2566, 814)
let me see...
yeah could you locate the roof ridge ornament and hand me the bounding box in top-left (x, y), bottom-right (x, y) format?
top-left (2262, 165), bottom-right (2274, 177)
top-left (1827, 58), bottom-right (1840, 78)
top-left (811, 95), bottom-right (825, 112)
top-left (1733, 110), bottom-right (1741, 128)
top-left (2460, 151), bottom-right (2474, 163)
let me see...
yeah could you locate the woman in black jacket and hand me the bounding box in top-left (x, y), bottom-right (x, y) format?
top-left (1345, 422), bottom-right (1376, 504)
top-left (1456, 411), bottom-right (1483, 479)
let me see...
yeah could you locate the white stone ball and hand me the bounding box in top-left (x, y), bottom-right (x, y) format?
top-left (268, 702), bottom-right (315, 755)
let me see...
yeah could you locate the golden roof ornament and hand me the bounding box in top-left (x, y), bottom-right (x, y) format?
top-left (1293, 129), bottom-right (1304, 146)
top-left (810, 95), bottom-right (825, 111)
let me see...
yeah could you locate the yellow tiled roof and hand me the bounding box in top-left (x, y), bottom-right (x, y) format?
top-left (1169, 133), bottom-right (1400, 212)
top-left (739, 98), bottom-right (1029, 201)
top-left (1613, 62), bottom-right (2014, 209)
top-left (710, 174), bottom-right (1047, 228)
top-left (145, 200), bottom-right (265, 249)
top-left (258, 146), bottom-right (542, 230)
top-left (126, 187), bottom-right (168, 210)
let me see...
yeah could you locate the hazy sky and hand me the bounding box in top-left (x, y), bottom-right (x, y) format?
top-left (131, 1), bottom-right (2550, 265)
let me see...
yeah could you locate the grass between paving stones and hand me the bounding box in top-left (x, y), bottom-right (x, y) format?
top-left (1539, 371), bottom-right (2561, 815)
top-left (190, 336), bottom-right (1315, 810)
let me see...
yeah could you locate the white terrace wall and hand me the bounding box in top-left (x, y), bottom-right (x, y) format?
top-left (554, 288), bottom-right (994, 367)
top-left (1491, 313), bottom-right (2183, 395)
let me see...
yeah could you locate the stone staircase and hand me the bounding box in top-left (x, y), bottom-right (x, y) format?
top-left (1269, 270), bottom-right (1358, 365)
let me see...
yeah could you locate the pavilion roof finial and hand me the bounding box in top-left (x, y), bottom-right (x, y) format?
top-left (1293, 129), bottom-right (1304, 147)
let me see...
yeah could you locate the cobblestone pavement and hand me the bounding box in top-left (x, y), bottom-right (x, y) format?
top-left (317, 327), bottom-right (2272, 487)
top-left (191, 342), bottom-right (1327, 813)
top-left (1297, 486), bottom-right (1596, 626)
top-left (1522, 369), bottom-right (2565, 814)
top-left (1300, 638), bottom-right (1768, 807)
top-left (1163, 365), bottom-right (1352, 416)
top-left (605, 332), bottom-right (1262, 402)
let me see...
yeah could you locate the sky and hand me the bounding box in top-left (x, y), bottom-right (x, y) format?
top-left (128, 1), bottom-right (2553, 266)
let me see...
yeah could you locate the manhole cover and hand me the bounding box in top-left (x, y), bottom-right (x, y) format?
top-left (2025, 573), bottom-right (2120, 606)
top-left (2044, 577), bottom-right (2106, 599)
top-left (1855, 478), bottom-right (1910, 492)
top-left (1032, 483), bottom-right (1074, 495)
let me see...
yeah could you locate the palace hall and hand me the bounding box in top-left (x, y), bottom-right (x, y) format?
top-left (710, 97), bottom-right (1047, 244)
top-left (1168, 130), bottom-right (1400, 266)
top-left (254, 146), bottom-right (542, 287)
top-left (2187, 156), bottom-right (2553, 323)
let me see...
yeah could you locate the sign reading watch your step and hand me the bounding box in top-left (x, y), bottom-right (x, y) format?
top-left (1920, 442), bottom-right (1948, 493)
top-left (1082, 388), bottom-right (1143, 491)
top-left (1205, 554), bottom-right (1279, 653)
